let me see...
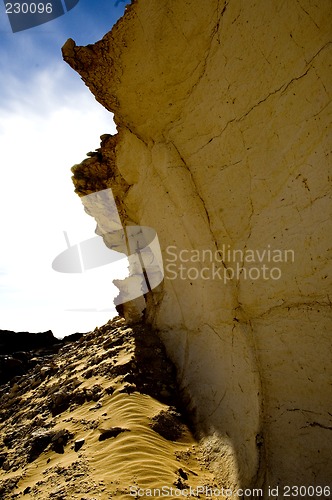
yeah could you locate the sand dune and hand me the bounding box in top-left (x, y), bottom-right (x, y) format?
top-left (0, 318), bottom-right (219, 499)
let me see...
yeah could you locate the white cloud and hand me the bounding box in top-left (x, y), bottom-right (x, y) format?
top-left (0, 64), bottom-right (129, 337)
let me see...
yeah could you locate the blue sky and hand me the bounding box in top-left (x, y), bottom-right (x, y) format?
top-left (0, 1), bottom-right (131, 337)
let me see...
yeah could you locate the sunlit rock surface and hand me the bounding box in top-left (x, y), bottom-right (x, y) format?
top-left (63, 0), bottom-right (332, 491)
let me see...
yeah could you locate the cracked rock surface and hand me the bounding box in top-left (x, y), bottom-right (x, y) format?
top-left (62, 0), bottom-right (332, 491)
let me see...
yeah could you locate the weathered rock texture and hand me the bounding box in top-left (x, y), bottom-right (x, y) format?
top-left (63, 0), bottom-right (332, 492)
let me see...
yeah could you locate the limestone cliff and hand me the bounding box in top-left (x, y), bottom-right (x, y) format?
top-left (62, 0), bottom-right (332, 493)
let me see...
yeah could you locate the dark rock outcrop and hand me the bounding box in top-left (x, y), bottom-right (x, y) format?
top-left (0, 329), bottom-right (84, 385)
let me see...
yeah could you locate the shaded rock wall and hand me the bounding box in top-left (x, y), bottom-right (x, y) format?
top-left (62, 0), bottom-right (332, 491)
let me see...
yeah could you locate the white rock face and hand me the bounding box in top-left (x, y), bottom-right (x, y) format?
top-left (63, 0), bottom-right (332, 491)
